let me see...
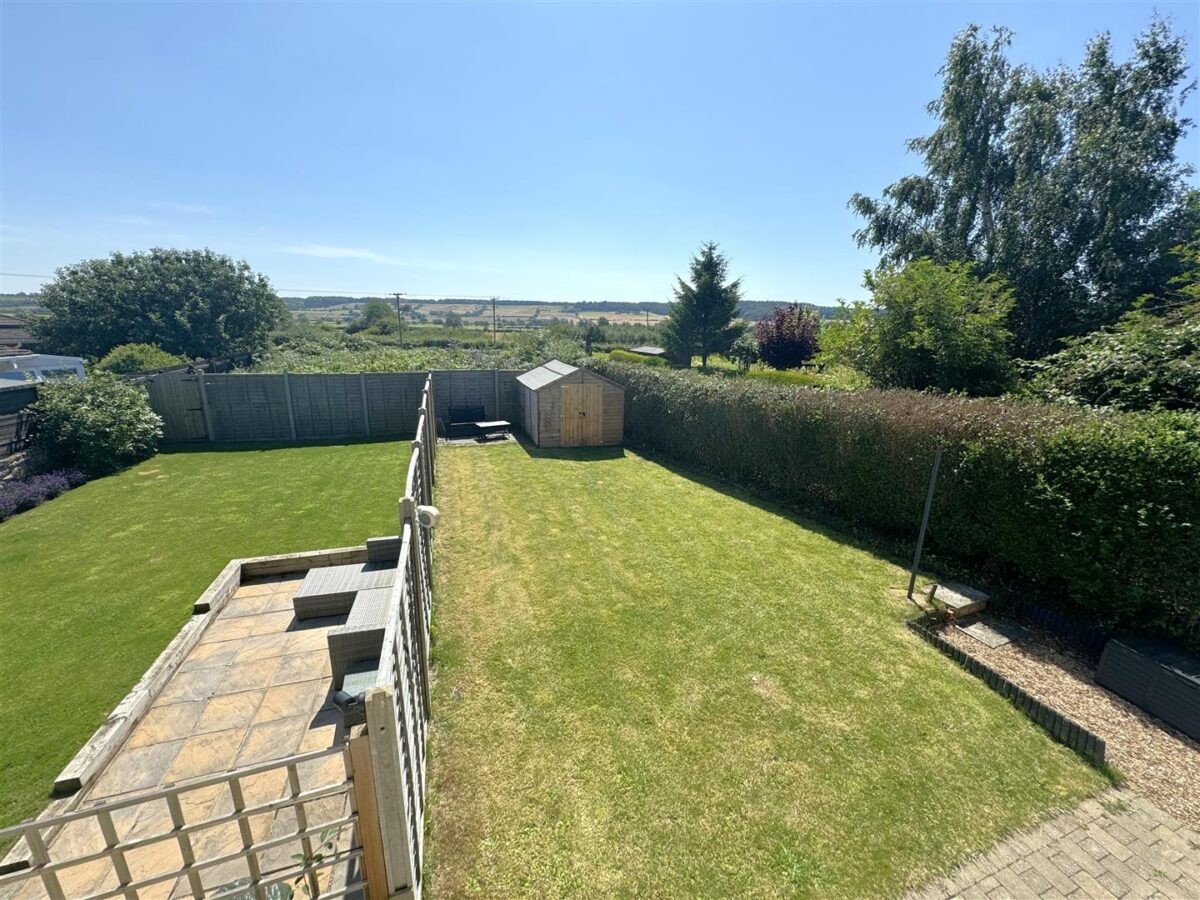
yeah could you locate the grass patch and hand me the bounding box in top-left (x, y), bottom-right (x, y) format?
top-left (0, 440), bottom-right (407, 831)
top-left (428, 443), bottom-right (1106, 898)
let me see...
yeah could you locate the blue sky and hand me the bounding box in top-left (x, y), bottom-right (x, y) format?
top-left (2, 2), bottom-right (1197, 304)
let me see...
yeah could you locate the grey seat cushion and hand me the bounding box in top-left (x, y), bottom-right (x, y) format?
top-left (293, 562), bottom-right (397, 619)
top-left (327, 587), bottom-right (393, 683)
top-left (366, 535), bottom-right (402, 565)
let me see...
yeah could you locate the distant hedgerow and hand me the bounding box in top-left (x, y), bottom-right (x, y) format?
top-left (595, 361), bottom-right (1200, 650)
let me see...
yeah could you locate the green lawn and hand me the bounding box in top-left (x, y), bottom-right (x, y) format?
top-left (0, 440), bottom-right (407, 831)
top-left (428, 443), bottom-right (1107, 898)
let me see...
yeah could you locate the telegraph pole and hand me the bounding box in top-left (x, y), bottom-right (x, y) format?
top-left (392, 292), bottom-right (405, 341)
top-left (491, 296), bottom-right (498, 342)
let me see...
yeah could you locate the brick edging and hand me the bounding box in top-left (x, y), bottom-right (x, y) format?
top-left (907, 618), bottom-right (1107, 766)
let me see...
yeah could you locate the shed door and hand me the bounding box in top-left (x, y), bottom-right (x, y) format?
top-left (560, 383), bottom-right (603, 446)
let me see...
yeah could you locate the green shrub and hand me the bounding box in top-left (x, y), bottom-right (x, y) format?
top-left (595, 361), bottom-right (1200, 649)
top-left (823, 259), bottom-right (1016, 395)
top-left (26, 375), bottom-right (163, 475)
top-left (607, 348), bottom-right (669, 367)
top-left (93, 343), bottom-right (187, 375)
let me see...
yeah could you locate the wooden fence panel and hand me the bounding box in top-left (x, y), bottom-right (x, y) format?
top-left (141, 369), bottom-right (524, 445)
top-left (290, 374), bottom-right (368, 440)
top-left (364, 373), bottom-right (426, 436)
top-left (203, 374), bottom-right (292, 442)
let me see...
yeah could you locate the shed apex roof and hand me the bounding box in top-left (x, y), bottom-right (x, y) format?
top-left (517, 359), bottom-right (579, 390)
top-left (629, 345), bottom-right (667, 355)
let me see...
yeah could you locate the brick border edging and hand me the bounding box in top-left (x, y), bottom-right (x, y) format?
top-left (907, 618), bottom-right (1107, 766)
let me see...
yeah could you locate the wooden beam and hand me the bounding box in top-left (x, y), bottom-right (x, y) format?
top-left (348, 731), bottom-right (388, 900)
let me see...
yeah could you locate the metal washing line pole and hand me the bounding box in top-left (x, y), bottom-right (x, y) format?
top-left (908, 445), bottom-right (943, 602)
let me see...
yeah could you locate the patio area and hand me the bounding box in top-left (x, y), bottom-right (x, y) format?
top-left (5, 574), bottom-right (358, 899)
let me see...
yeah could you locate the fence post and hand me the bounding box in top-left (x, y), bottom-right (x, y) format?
top-left (197, 375), bottom-right (215, 442)
top-left (283, 374), bottom-right (298, 441)
top-left (360, 373), bottom-right (371, 437)
top-left (421, 383), bottom-right (436, 482)
top-left (400, 495), bottom-right (432, 718)
top-left (349, 730), bottom-right (389, 900)
top-left (492, 369), bottom-right (499, 420)
top-left (364, 688), bottom-right (418, 899)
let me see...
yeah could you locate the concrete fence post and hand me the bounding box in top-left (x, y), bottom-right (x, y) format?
top-left (360, 373), bottom-right (371, 437)
top-left (282, 374), bottom-right (298, 441)
top-left (197, 375), bottom-right (215, 442)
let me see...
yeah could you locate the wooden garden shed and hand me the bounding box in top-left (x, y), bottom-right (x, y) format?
top-left (516, 360), bottom-right (624, 448)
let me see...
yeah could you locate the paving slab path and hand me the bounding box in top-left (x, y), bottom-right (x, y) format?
top-left (907, 790), bottom-right (1200, 899)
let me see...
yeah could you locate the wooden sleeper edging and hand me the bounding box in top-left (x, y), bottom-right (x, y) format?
top-left (906, 618), bottom-right (1107, 767)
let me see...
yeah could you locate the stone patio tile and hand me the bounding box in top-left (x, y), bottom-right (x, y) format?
top-left (249, 611), bottom-right (297, 637)
top-left (295, 747), bottom-right (348, 791)
top-left (253, 681), bottom-right (322, 726)
top-left (219, 595), bottom-right (270, 619)
top-left (233, 582), bottom-right (275, 598)
top-left (271, 650), bottom-right (329, 686)
top-left (264, 591), bottom-right (299, 613)
top-left (236, 716), bottom-right (309, 766)
top-left (233, 632), bottom-right (292, 664)
top-left (199, 616), bottom-right (258, 645)
top-left (156, 666), bottom-right (226, 705)
top-left (309, 677), bottom-right (334, 713)
top-left (212, 658), bottom-right (280, 695)
top-left (89, 741), bottom-right (185, 798)
top-left (15, 857), bottom-right (116, 899)
top-left (125, 700), bottom-right (207, 749)
top-left (208, 769), bottom-right (289, 842)
top-left (123, 836), bottom-right (185, 895)
top-left (178, 638), bottom-right (245, 672)
top-left (286, 628), bottom-right (332, 655)
top-left (194, 691), bottom-right (262, 734)
top-left (183, 823), bottom-right (251, 896)
top-left (173, 783), bottom-right (226, 825)
top-left (298, 707), bottom-right (342, 754)
top-left (162, 728), bottom-right (244, 783)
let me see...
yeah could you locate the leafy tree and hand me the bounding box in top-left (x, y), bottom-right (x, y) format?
top-left (823, 258), bottom-right (1015, 394)
top-left (346, 298), bottom-right (394, 334)
top-left (26, 374), bottom-right (162, 475)
top-left (1023, 234), bottom-right (1200, 410)
top-left (754, 304), bottom-right (821, 369)
top-left (93, 343), bottom-right (187, 375)
top-left (443, 311), bottom-right (464, 328)
top-left (579, 320), bottom-right (604, 354)
top-left (36, 248), bottom-right (285, 359)
top-left (663, 242), bottom-right (743, 367)
top-left (850, 19), bottom-right (1197, 357)
top-left (727, 331), bottom-right (760, 371)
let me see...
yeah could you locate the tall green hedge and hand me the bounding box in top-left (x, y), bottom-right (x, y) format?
top-left (595, 361), bottom-right (1200, 649)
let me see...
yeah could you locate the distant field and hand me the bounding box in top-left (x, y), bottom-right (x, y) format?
top-left (289, 298), bottom-right (668, 327)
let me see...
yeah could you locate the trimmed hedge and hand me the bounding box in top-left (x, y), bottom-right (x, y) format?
top-left (607, 348), bottom-right (669, 367)
top-left (595, 361), bottom-right (1200, 650)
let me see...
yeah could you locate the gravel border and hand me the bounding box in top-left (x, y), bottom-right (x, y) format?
top-left (940, 620), bottom-right (1200, 828)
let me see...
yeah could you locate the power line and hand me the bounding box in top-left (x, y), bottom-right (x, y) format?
top-left (0, 271), bottom-right (679, 308)
top-left (0, 273), bottom-right (511, 301)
